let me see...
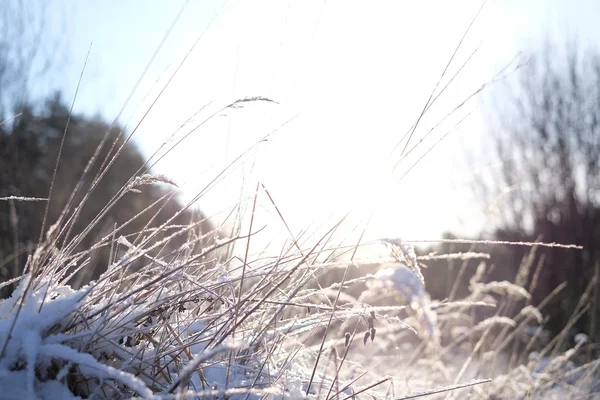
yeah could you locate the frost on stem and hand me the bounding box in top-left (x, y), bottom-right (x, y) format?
top-left (381, 238), bottom-right (425, 284)
top-left (125, 173), bottom-right (179, 193)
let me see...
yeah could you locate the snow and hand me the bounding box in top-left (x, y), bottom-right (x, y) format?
top-left (0, 370), bottom-right (82, 400)
top-left (368, 263), bottom-right (439, 344)
top-left (0, 249), bottom-right (358, 399)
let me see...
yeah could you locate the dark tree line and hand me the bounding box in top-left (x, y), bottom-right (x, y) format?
top-left (0, 1), bottom-right (215, 296)
top-left (419, 44), bottom-right (600, 342)
top-left (479, 44), bottom-right (600, 339)
top-left (0, 94), bottom-right (214, 296)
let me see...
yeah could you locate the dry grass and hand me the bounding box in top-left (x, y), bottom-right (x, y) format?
top-left (1, 192), bottom-right (597, 399)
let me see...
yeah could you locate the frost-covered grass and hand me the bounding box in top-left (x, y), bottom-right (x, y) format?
top-left (2, 5), bottom-right (599, 399)
top-left (0, 201), bottom-right (597, 399)
top-left (1, 79), bottom-right (598, 400)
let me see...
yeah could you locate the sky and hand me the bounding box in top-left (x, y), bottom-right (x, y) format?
top-left (36, 0), bottom-right (600, 251)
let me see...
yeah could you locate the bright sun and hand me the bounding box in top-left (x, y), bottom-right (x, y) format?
top-left (71, 0), bottom-right (516, 248)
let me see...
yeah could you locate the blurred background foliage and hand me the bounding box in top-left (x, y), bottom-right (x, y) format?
top-left (0, 1), bottom-right (213, 296)
top-left (0, 94), bottom-right (214, 297)
top-left (422, 44), bottom-right (600, 340)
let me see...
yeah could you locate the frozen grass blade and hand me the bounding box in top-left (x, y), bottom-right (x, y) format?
top-left (394, 378), bottom-right (492, 400)
top-left (0, 196), bottom-right (48, 202)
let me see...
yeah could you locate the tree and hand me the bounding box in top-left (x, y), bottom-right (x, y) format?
top-left (0, 94), bottom-right (215, 296)
top-left (476, 42), bottom-right (600, 339)
top-left (0, 0), bottom-right (67, 120)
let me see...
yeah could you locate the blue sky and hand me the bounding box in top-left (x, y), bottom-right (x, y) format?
top-left (39, 0), bottom-right (600, 249)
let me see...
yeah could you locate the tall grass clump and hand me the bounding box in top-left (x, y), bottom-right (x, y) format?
top-left (0, 170), bottom-right (493, 399)
top-left (2, 193), bottom-right (596, 399)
